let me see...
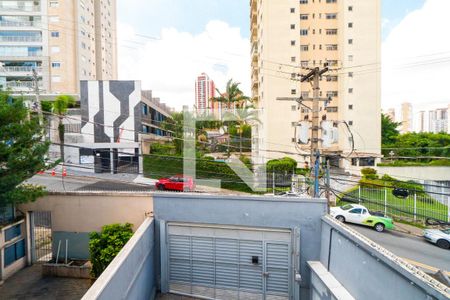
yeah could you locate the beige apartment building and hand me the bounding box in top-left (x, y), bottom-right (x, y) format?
top-left (401, 102), bottom-right (413, 133)
top-left (0, 0), bottom-right (117, 94)
top-left (250, 0), bottom-right (381, 169)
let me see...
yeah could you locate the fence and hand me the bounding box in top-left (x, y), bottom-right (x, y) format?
top-left (342, 187), bottom-right (450, 223)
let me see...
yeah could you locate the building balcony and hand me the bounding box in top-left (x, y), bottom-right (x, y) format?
top-left (0, 5), bottom-right (41, 13)
top-left (0, 21), bottom-right (41, 27)
top-left (5, 81), bottom-right (42, 90)
top-left (0, 66), bottom-right (42, 76)
top-left (0, 36), bottom-right (42, 43)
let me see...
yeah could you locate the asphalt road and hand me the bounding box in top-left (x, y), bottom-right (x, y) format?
top-left (348, 224), bottom-right (450, 274)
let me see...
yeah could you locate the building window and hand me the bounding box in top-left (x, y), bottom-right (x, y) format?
top-left (348, 22), bottom-right (353, 28)
top-left (291, 40), bottom-right (296, 46)
top-left (300, 45), bottom-right (309, 51)
top-left (51, 62), bottom-right (61, 68)
top-left (327, 91), bottom-right (338, 98)
top-left (301, 91), bottom-right (310, 98)
top-left (326, 13), bottom-right (337, 19)
top-left (349, 105), bottom-right (353, 110)
top-left (292, 105), bottom-right (297, 111)
top-left (326, 76), bottom-right (338, 82)
top-left (348, 39), bottom-right (353, 44)
top-left (49, 1), bottom-right (59, 7)
top-left (300, 29), bottom-right (308, 36)
top-left (326, 107), bottom-right (338, 113)
top-left (359, 157), bottom-right (375, 167)
top-left (51, 31), bottom-right (60, 38)
top-left (300, 0), bottom-right (308, 4)
top-left (326, 0), bottom-right (337, 3)
top-left (291, 89), bottom-right (297, 95)
top-left (348, 6), bottom-right (353, 11)
top-left (326, 29), bottom-right (338, 35)
top-left (301, 61), bottom-right (308, 68)
top-left (300, 14), bottom-right (308, 20)
top-left (290, 24), bottom-right (295, 30)
top-left (348, 72), bottom-right (353, 78)
top-left (290, 8), bottom-right (295, 13)
top-left (291, 56), bottom-right (296, 62)
top-left (326, 44), bottom-right (338, 51)
top-left (348, 55), bottom-right (353, 61)
top-left (292, 122), bottom-right (298, 127)
top-left (349, 88), bottom-right (353, 93)
top-left (348, 121), bottom-right (354, 126)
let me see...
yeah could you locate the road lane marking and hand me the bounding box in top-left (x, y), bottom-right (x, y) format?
top-left (401, 257), bottom-right (450, 276)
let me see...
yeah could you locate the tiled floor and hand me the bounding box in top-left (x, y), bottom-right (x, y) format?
top-left (0, 264), bottom-right (91, 300)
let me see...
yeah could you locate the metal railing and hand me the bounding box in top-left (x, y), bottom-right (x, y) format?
top-left (1, 66), bottom-right (42, 73)
top-left (0, 5), bottom-right (41, 12)
top-left (342, 187), bottom-right (450, 223)
top-left (0, 36), bottom-right (42, 42)
top-left (0, 21), bottom-right (41, 27)
top-left (6, 81), bottom-right (42, 89)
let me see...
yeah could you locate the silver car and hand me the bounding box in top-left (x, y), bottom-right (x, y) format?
top-left (423, 228), bottom-right (450, 249)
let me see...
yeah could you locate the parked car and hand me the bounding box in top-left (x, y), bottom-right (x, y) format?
top-left (156, 175), bottom-right (195, 192)
top-left (423, 228), bottom-right (450, 249)
top-left (330, 204), bottom-right (395, 232)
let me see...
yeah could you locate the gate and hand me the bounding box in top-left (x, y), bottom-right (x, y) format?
top-left (31, 211), bottom-right (52, 263)
top-left (167, 223), bottom-right (292, 300)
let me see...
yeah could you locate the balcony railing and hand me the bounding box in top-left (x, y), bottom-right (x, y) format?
top-left (1, 66), bottom-right (42, 73)
top-left (0, 36), bottom-right (42, 42)
top-left (5, 81), bottom-right (42, 89)
top-left (0, 21), bottom-right (41, 27)
top-left (0, 5), bottom-right (41, 12)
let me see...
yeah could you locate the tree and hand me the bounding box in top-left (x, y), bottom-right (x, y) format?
top-left (381, 113), bottom-right (401, 145)
top-left (0, 91), bottom-right (49, 206)
top-left (51, 95), bottom-right (76, 164)
top-left (89, 223), bottom-right (133, 278)
top-left (211, 79), bottom-right (249, 110)
top-left (224, 108), bottom-right (260, 155)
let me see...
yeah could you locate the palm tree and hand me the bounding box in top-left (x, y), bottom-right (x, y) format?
top-left (224, 107), bottom-right (260, 155)
top-left (211, 79), bottom-right (249, 112)
top-left (52, 95), bottom-right (76, 164)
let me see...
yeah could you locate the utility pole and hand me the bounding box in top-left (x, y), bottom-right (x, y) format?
top-left (277, 65), bottom-right (329, 197)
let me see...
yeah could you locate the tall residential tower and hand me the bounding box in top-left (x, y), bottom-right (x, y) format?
top-left (195, 73), bottom-right (216, 112)
top-left (250, 0), bottom-right (381, 168)
top-left (0, 0), bottom-right (117, 94)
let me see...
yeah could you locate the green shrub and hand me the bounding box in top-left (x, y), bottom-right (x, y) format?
top-left (150, 143), bottom-right (176, 155)
top-left (381, 174), bottom-right (395, 182)
top-left (89, 223), bottom-right (134, 278)
top-left (267, 157), bottom-right (297, 173)
top-left (361, 168), bottom-right (377, 176)
top-left (365, 174), bottom-right (379, 180)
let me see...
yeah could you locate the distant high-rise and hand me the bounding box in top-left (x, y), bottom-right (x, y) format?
top-left (385, 108), bottom-right (396, 122)
top-left (401, 103), bottom-right (413, 133)
top-left (0, 0), bottom-right (118, 94)
top-left (429, 107), bottom-right (448, 133)
top-left (418, 111), bottom-right (426, 132)
top-left (195, 73), bottom-right (216, 112)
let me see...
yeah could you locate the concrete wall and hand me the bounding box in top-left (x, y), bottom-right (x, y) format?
top-left (82, 218), bottom-right (156, 300)
top-left (319, 216), bottom-right (450, 300)
top-left (153, 193), bottom-right (328, 299)
top-left (19, 192), bottom-right (153, 259)
top-left (376, 166), bottom-right (450, 181)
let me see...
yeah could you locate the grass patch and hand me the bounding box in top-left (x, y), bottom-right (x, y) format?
top-left (378, 160), bottom-right (450, 167)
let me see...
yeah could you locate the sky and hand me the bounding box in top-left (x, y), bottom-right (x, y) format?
top-left (117, 0), bottom-right (449, 113)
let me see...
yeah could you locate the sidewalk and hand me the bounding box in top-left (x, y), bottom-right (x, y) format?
top-left (393, 222), bottom-right (425, 237)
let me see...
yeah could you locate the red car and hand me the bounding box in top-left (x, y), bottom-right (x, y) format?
top-left (156, 175), bottom-right (196, 192)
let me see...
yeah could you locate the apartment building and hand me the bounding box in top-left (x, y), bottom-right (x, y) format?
top-left (250, 0), bottom-right (381, 168)
top-left (0, 0), bottom-right (117, 94)
top-left (428, 107), bottom-right (448, 134)
top-left (195, 72), bottom-right (217, 113)
top-left (401, 102), bottom-right (413, 133)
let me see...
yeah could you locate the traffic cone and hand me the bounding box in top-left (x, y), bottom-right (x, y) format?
top-left (62, 168), bottom-right (67, 177)
top-left (51, 169), bottom-right (56, 176)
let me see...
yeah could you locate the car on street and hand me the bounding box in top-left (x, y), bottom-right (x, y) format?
top-left (156, 175), bottom-right (195, 192)
top-left (423, 228), bottom-right (450, 249)
top-left (330, 204), bottom-right (395, 232)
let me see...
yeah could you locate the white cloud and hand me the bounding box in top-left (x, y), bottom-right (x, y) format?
top-left (118, 21), bottom-right (250, 110)
top-left (382, 0), bottom-right (450, 112)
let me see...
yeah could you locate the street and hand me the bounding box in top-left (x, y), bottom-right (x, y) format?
top-left (348, 224), bottom-right (450, 275)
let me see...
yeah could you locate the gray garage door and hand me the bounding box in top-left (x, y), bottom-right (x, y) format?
top-left (167, 223), bottom-right (292, 300)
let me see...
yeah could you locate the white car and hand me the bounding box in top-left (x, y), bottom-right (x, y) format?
top-left (423, 228), bottom-right (450, 249)
top-left (330, 204), bottom-right (394, 232)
